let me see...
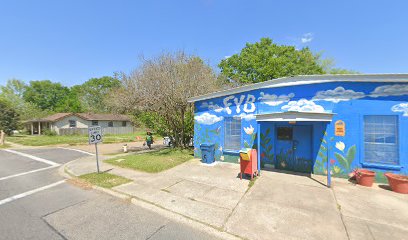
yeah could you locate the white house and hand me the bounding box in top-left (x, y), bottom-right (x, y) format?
top-left (26, 113), bottom-right (134, 135)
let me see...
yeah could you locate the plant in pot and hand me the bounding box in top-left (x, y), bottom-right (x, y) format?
top-left (384, 173), bottom-right (408, 194)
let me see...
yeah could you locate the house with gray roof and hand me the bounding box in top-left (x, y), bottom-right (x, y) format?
top-left (26, 113), bottom-right (133, 135)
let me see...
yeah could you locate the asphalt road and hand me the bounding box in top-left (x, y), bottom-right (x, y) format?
top-left (0, 147), bottom-right (218, 240)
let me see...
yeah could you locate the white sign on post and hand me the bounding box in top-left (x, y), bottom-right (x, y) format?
top-left (88, 126), bottom-right (103, 144)
top-left (88, 126), bottom-right (102, 173)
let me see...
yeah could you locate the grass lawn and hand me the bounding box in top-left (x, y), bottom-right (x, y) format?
top-left (106, 148), bottom-right (194, 173)
top-left (6, 131), bottom-right (150, 146)
top-left (0, 143), bottom-right (10, 149)
top-left (78, 172), bottom-right (131, 188)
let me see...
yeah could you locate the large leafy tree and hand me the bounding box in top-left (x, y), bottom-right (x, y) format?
top-left (23, 80), bottom-right (71, 111)
top-left (77, 76), bottom-right (121, 113)
top-left (0, 79), bottom-right (51, 120)
top-left (218, 38), bottom-right (325, 84)
top-left (108, 51), bottom-right (220, 148)
top-left (0, 98), bottom-right (20, 135)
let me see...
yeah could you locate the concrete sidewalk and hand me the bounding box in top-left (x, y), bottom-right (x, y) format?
top-left (66, 141), bottom-right (165, 155)
top-left (64, 156), bottom-right (408, 240)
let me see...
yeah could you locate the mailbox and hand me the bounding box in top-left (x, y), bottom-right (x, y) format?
top-left (239, 148), bottom-right (251, 161)
top-left (239, 148), bottom-right (258, 180)
top-left (200, 143), bottom-right (215, 164)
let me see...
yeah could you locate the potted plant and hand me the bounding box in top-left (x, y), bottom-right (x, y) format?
top-left (384, 173), bottom-right (408, 194)
top-left (355, 169), bottom-right (376, 187)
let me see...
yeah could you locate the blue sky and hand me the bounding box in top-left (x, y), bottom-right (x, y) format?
top-left (1, 0), bottom-right (407, 87)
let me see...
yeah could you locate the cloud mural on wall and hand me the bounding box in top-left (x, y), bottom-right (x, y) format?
top-left (199, 102), bottom-right (209, 109)
top-left (194, 113), bottom-right (224, 125)
top-left (313, 87), bottom-right (365, 103)
top-left (391, 103), bottom-right (408, 116)
top-left (281, 99), bottom-right (325, 113)
top-left (258, 92), bottom-right (295, 106)
top-left (237, 113), bottom-right (256, 121)
top-left (370, 84), bottom-right (408, 97)
top-left (200, 101), bottom-right (223, 112)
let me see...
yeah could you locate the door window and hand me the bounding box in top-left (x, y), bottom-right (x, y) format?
top-left (277, 127), bottom-right (293, 140)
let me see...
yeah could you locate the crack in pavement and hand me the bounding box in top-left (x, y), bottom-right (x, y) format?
top-left (145, 224), bottom-right (166, 240)
top-left (41, 217), bottom-right (68, 240)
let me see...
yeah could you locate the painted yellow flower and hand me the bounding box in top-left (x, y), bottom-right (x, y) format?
top-left (335, 141), bottom-right (345, 151)
top-left (244, 125), bottom-right (254, 135)
top-left (220, 156), bottom-right (224, 161)
top-left (333, 166), bottom-right (341, 174)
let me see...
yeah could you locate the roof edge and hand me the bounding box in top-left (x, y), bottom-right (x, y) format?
top-left (188, 73), bottom-right (408, 102)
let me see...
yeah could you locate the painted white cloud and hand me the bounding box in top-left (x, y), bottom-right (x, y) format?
top-left (194, 113), bottom-right (224, 125)
top-left (301, 33), bottom-right (313, 43)
top-left (200, 101), bottom-right (224, 112)
top-left (391, 103), bottom-right (408, 116)
top-left (281, 99), bottom-right (325, 113)
top-left (313, 87), bottom-right (365, 103)
top-left (237, 113), bottom-right (256, 121)
top-left (370, 84), bottom-right (408, 98)
top-left (199, 102), bottom-right (209, 109)
top-left (259, 92), bottom-right (295, 106)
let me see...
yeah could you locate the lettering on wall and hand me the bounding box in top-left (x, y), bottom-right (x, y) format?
top-left (223, 94), bottom-right (256, 114)
top-left (335, 120), bottom-right (346, 136)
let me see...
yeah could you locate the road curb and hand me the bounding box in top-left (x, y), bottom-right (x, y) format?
top-left (60, 159), bottom-right (243, 240)
top-left (130, 198), bottom-right (243, 240)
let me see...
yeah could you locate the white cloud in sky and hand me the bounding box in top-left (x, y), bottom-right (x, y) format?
top-left (313, 87), bottom-right (365, 103)
top-left (259, 92), bottom-right (295, 106)
top-left (301, 33), bottom-right (313, 43)
top-left (370, 84), bottom-right (408, 97)
top-left (194, 113), bottom-right (224, 125)
top-left (281, 99), bottom-right (325, 113)
top-left (391, 103), bottom-right (408, 116)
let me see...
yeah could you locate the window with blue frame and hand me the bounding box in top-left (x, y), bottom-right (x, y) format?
top-left (224, 117), bottom-right (241, 150)
top-left (364, 115), bottom-right (399, 165)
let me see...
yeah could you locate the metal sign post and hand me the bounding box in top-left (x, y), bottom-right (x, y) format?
top-left (95, 142), bottom-right (100, 173)
top-left (88, 126), bottom-right (103, 173)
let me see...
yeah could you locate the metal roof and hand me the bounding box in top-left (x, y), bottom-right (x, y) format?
top-left (187, 73), bottom-right (408, 102)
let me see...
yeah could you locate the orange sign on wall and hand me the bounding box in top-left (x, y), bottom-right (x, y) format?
top-left (335, 120), bottom-right (346, 136)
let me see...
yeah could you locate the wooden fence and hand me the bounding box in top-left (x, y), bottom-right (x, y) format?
top-left (58, 126), bottom-right (137, 135)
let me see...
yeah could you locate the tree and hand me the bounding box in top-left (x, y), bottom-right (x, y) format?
top-left (54, 85), bottom-right (84, 113)
top-left (108, 51), bottom-right (219, 148)
top-left (218, 38), bottom-right (325, 84)
top-left (0, 79), bottom-right (51, 121)
top-left (318, 55), bottom-right (359, 74)
top-left (23, 80), bottom-right (70, 111)
top-left (77, 76), bottom-right (121, 113)
top-left (0, 78), bottom-right (26, 98)
top-left (0, 98), bottom-right (20, 135)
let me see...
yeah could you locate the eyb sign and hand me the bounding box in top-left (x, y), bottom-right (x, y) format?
top-left (88, 126), bottom-right (103, 144)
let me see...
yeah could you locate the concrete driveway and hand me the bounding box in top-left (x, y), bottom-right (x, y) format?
top-left (226, 171), bottom-right (348, 240)
top-left (67, 156), bottom-right (408, 240)
top-left (226, 170), bottom-right (408, 240)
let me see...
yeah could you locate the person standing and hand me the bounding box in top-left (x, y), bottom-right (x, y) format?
top-left (145, 131), bottom-right (154, 150)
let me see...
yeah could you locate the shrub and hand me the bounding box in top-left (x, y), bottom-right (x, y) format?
top-left (43, 129), bottom-right (58, 136)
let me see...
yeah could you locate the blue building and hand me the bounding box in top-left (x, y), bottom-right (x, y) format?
top-left (188, 74), bottom-right (408, 182)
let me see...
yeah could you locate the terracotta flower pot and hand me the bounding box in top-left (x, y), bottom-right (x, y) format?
top-left (384, 173), bottom-right (408, 194)
top-left (356, 169), bottom-right (376, 187)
